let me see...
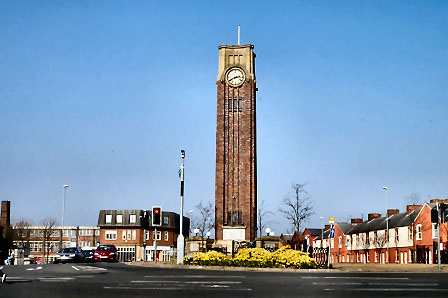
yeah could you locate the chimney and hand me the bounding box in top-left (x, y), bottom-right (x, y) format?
top-left (324, 224), bottom-right (331, 231)
top-left (1, 201), bottom-right (11, 237)
top-left (351, 218), bottom-right (363, 224)
top-left (368, 213), bottom-right (381, 221)
top-left (406, 204), bottom-right (422, 214)
top-left (387, 209), bottom-right (400, 217)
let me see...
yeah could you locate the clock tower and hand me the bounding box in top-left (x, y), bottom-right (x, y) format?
top-left (215, 44), bottom-right (257, 241)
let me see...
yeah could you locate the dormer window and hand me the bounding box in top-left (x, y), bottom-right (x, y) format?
top-left (116, 214), bottom-right (122, 224)
top-left (105, 214), bottom-right (112, 224)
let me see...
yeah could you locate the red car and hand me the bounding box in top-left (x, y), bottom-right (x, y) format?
top-left (94, 244), bottom-right (118, 262)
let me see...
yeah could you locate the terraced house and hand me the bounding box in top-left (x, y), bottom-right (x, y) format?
top-left (313, 200), bottom-right (448, 264)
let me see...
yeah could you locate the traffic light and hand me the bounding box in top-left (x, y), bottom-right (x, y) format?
top-left (140, 210), bottom-right (150, 229)
top-left (431, 207), bottom-right (438, 223)
top-left (152, 206), bottom-right (162, 226)
top-left (441, 203), bottom-right (448, 223)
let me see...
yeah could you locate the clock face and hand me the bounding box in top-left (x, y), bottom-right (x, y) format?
top-left (226, 67), bottom-right (245, 87)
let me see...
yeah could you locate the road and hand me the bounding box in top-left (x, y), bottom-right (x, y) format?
top-left (1, 263), bottom-right (448, 297)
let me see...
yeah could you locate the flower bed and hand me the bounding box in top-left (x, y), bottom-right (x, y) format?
top-left (184, 245), bottom-right (317, 269)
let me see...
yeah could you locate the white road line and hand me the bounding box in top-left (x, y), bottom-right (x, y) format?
top-left (72, 266), bottom-right (80, 271)
top-left (313, 282), bottom-right (363, 285)
top-left (144, 275), bottom-right (245, 278)
top-left (324, 288), bottom-right (448, 292)
top-left (26, 266), bottom-right (42, 271)
top-left (104, 286), bottom-right (252, 291)
top-left (314, 282), bottom-right (438, 286)
top-left (39, 277), bottom-right (75, 282)
top-left (302, 276), bottom-right (409, 280)
top-left (368, 282), bottom-right (439, 287)
top-left (131, 280), bottom-right (242, 284)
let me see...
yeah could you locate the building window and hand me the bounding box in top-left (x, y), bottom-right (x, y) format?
top-left (95, 229), bottom-right (100, 236)
top-left (338, 236), bottom-right (342, 248)
top-left (153, 231), bottom-right (161, 241)
top-left (432, 223), bottom-right (438, 239)
top-left (130, 214), bottom-right (136, 224)
top-left (395, 228), bottom-right (399, 242)
top-left (127, 231), bottom-right (131, 240)
top-left (228, 98), bottom-right (243, 112)
top-left (105, 230), bottom-right (117, 240)
top-left (145, 231), bottom-right (150, 241)
top-left (106, 215), bottom-right (112, 224)
top-left (163, 216), bottom-right (169, 225)
top-left (375, 251), bottom-right (378, 262)
top-left (122, 231), bottom-right (126, 240)
top-left (416, 224), bottom-right (422, 240)
top-left (165, 231), bottom-right (169, 241)
top-left (132, 230), bottom-right (136, 240)
top-left (116, 215), bottom-right (123, 224)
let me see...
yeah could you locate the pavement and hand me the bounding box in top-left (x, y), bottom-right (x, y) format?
top-left (128, 261), bottom-right (448, 273)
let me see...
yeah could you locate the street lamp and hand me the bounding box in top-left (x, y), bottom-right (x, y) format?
top-left (177, 150), bottom-right (186, 264)
top-left (383, 186), bottom-right (389, 264)
top-left (62, 185), bottom-right (69, 227)
top-left (265, 228), bottom-right (271, 236)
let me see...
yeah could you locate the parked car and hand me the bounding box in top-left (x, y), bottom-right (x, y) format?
top-left (23, 258), bottom-right (37, 265)
top-left (54, 247), bottom-right (85, 264)
top-left (94, 244), bottom-right (118, 262)
top-left (83, 249), bottom-right (95, 263)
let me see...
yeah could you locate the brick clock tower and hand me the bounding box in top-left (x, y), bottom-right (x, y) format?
top-left (215, 44), bottom-right (257, 241)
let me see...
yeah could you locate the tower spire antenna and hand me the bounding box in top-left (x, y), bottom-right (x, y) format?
top-left (238, 25), bottom-right (240, 45)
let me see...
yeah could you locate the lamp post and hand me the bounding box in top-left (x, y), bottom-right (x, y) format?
top-left (177, 150), bottom-right (186, 264)
top-left (383, 186), bottom-right (389, 264)
top-left (62, 185), bottom-right (69, 227)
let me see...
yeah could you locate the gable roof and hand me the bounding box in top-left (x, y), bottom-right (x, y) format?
top-left (304, 228), bottom-right (322, 236)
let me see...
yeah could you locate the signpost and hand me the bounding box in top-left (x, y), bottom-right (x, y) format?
top-left (328, 217), bottom-right (335, 267)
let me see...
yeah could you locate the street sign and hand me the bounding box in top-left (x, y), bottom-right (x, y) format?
top-left (329, 217), bottom-right (335, 224)
top-left (330, 228), bottom-right (335, 238)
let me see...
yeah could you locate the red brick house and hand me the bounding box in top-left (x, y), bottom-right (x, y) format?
top-left (97, 209), bottom-right (189, 262)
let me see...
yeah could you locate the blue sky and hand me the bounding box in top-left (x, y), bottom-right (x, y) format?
top-left (1, 1), bottom-right (447, 234)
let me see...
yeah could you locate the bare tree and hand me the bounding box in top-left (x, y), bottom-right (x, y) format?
top-left (279, 183), bottom-right (313, 237)
top-left (257, 200), bottom-right (273, 238)
top-left (41, 217), bottom-right (57, 264)
top-left (191, 201), bottom-right (215, 251)
top-left (13, 219), bottom-right (32, 248)
top-left (404, 192), bottom-right (421, 205)
top-left (373, 231), bottom-right (387, 263)
top-left (358, 233), bottom-right (370, 263)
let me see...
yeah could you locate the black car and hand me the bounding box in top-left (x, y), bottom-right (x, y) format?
top-left (83, 249), bottom-right (95, 262)
top-left (54, 247), bottom-right (85, 264)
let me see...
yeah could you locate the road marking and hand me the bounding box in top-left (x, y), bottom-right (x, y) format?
top-left (314, 282), bottom-right (438, 286)
top-left (144, 275), bottom-right (245, 279)
top-left (302, 276), bottom-right (409, 280)
top-left (132, 280), bottom-right (242, 284)
top-left (368, 282), bottom-right (439, 286)
top-left (26, 266), bottom-right (42, 271)
top-left (324, 288), bottom-right (448, 292)
top-left (104, 286), bottom-right (252, 291)
top-left (39, 277), bottom-right (75, 282)
top-left (4, 277), bottom-right (31, 282)
top-left (313, 282), bottom-right (363, 285)
top-left (73, 265), bottom-right (107, 271)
